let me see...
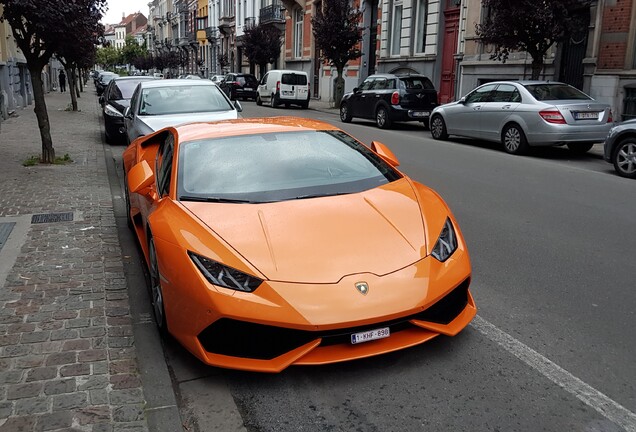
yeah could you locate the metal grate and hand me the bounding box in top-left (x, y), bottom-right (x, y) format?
top-left (0, 222), bottom-right (16, 253)
top-left (31, 212), bottom-right (74, 224)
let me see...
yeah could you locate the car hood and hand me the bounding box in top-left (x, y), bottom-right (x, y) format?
top-left (140, 111), bottom-right (238, 132)
top-left (181, 178), bottom-right (427, 284)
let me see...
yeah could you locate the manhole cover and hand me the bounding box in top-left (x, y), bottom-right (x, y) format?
top-left (0, 222), bottom-right (16, 253)
top-left (31, 212), bottom-right (74, 224)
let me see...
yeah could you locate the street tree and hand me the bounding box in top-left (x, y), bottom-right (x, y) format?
top-left (122, 35), bottom-right (147, 67)
top-left (0, 0), bottom-right (106, 162)
top-left (96, 45), bottom-right (122, 69)
top-left (476, 0), bottom-right (590, 79)
top-left (243, 23), bottom-right (282, 77)
top-left (312, 0), bottom-right (362, 106)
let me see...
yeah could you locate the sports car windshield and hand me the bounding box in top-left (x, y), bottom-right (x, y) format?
top-left (138, 85), bottom-right (234, 115)
top-left (177, 131), bottom-right (401, 203)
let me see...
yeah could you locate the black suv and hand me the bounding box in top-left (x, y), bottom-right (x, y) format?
top-left (219, 73), bottom-right (259, 101)
top-left (340, 74), bottom-right (438, 129)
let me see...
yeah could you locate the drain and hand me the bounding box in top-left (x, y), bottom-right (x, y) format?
top-left (0, 222), bottom-right (16, 253)
top-left (31, 212), bottom-right (74, 224)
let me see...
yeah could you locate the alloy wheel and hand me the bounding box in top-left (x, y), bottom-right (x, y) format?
top-left (615, 141), bottom-right (636, 178)
top-left (431, 116), bottom-right (446, 140)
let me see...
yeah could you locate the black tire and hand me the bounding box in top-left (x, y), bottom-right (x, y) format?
top-left (376, 106), bottom-right (392, 129)
top-left (148, 235), bottom-right (168, 336)
top-left (430, 115), bottom-right (448, 140)
top-left (284, 103), bottom-right (290, 109)
top-left (612, 137), bottom-right (636, 179)
top-left (270, 93), bottom-right (277, 108)
top-left (502, 123), bottom-right (529, 155)
top-left (566, 143), bottom-right (594, 154)
top-left (340, 103), bottom-right (352, 122)
top-left (256, 94), bottom-right (262, 106)
top-left (300, 100), bottom-right (309, 109)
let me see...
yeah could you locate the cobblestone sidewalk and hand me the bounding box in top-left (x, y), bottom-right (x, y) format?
top-left (0, 87), bottom-right (150, 431)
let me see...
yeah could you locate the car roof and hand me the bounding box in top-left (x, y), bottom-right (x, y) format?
top-left (173, 117), bottom-right (340, 143)
top-left (479, 80), bottom-right (569, 86)
top-left (112, 76), bottom-right (157, 81)
top-left (366, 73), bottom-right (429, 79)
top-left (265, 70), bottom-right (309, 75)
top-left (137, 79), bottom-right (219, 89)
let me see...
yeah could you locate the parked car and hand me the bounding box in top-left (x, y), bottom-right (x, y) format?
top-left (256, 70), bottom-right (310, 109)
top-left (219, 73), bottom-right (259, 101)
top-left (95, 72), bottom-right (118, 95)
top-left (183, 74), bottom-right (202, 80)
top-left (210, 75), bottom-right (225, 84)
top-left (340, 74), bottom-right (438, 129)
top-left (123, 79), bottom-right (242, 143)
top-left (99, 76), bottom-right (159, 143)
top-left (429, 81), bottom-right (614, 155)
top-left (122, 116), bottom-right (476, 371)
top-left (603, 119), bottom-right (636, 179)
top-left (152, 72), bottom-right (164, 79)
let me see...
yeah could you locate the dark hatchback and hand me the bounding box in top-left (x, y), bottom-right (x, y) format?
top-left (100, 76), bottom-right (157, 143)
top-left (95, 72), bottom-right (118, 96)
top-left (340, 74), bottom-right (438, 129)
top-left (219, 73), bottom-right (259, 101)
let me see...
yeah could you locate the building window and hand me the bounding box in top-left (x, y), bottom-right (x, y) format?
top-left (390, 2), bottom-right (403, 56)
top-left (624, 87), bottom-right (636, 121)
top-left (294, 8), bottom-right (304, 58)
top-left (415, 0), bottom-right (427, 53)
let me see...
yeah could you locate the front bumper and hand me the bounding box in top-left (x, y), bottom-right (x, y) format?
top-left (157, 237), bottom-right (474, 372)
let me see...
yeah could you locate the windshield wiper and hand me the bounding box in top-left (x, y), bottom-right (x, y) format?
top-left (179, 196), bottom-right (256, 203)
top-left (293, 192), bottom-right (351, 200)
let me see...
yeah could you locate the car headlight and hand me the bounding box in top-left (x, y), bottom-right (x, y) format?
top-left (104, 104), bottom-right (123, 117)
top-left (188, 251), bottom-right (263, 292)
top-left (431, 218), bottom-right (458, 262)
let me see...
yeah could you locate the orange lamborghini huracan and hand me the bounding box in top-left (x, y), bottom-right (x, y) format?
top-left (123, 117), bottom-right (476, 372)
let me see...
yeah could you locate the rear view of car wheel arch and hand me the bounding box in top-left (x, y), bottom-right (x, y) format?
top-left (612, 137), bottom-right (636, 179)
top-left (502, 123), bottom-right (529, 155)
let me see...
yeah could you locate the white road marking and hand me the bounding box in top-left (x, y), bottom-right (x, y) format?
top-left (471, 315), bottom-right (636, 432)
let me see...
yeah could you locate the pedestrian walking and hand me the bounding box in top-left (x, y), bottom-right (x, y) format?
top-left (59, 69), bottom-right (66, 92)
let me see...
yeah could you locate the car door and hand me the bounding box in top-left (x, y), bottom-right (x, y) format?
top-left (258, 73), bottom-right (269, 101)
top-left (367, 77), bottom-right (389, 118)
top-left (479, 84), bottom-right (522, 142)
top-left (349, 77), bottom-right (374, 118)
top-left (142, 133), bottom-right (175, 231)
top-left (446, 83), bottom-right (497, 138)
top-left (124, 85), bottom-right (142, 143)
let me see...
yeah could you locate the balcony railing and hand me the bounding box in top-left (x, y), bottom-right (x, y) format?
top-left (260, 1), bottom-right (285, 24)
top-left (205, 26), bottom-right (219, 40)
top-left (244, 17), bottom-right (256, 28)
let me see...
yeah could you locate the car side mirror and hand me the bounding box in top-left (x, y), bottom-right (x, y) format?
top-left (234, 100), bottom-right (243, 112)
top-left (128, 160), bottom-right (155, 197)
top-left (353, 87), bottom-right (360, 93)
top-left (124, 106), bottom-right (132, 119)
top-left (371, 141), bottom-right (400, 167)
top-left (458, 97), bottom-right (466, 104)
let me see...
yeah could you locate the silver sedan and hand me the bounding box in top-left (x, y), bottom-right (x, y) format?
top-left (429, 81), bottom-right (613, 155)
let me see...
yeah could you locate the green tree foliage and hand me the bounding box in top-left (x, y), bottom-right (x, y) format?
top-left (311, 0), bottom-right (362, 105)
top-left (122, 35), bottom-right (147, 66)
top-left (242, 23), bottom-right (282, 77)
top-left (476, 0), bottom-right (590, 79)
top-left (0, 0), bottom-right (106, 163)
top-left (96, 45), bottom-right (122, 69)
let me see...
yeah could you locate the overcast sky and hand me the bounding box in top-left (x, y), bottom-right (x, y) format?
top-left (102, 0), bottom-right (150, 24)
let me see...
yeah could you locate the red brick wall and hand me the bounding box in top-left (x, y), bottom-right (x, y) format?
top-left (598, 0), bottom-right (633, 69)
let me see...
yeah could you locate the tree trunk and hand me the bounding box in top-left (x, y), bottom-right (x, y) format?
top-left (79, 68), bottom-right (84, 93)
top-left (28, 64), bottom-right (55, 163)
top-left (333, 66), bottom-right (345, 107)
top-left (75, 67), bottom-right (81, 99)
top-left (530, 57), bottom-right (543, 80)
top-left (69, 68), bottom-right (78, 111)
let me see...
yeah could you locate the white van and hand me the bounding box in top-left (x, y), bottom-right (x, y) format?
top-left (256, 70), bottom-right (310, 109)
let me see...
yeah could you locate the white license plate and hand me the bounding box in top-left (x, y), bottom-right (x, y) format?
top-left (412, 111), bottom-right (430, 118)
top-left (574, 112), bottom-right (599, 120)
top-left (350, 327), bottom-right (390, 344)
top-left (243, 88), bottom-right (253, 91)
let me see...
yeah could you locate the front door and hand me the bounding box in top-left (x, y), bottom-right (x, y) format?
top-left (439, 4), bottom-right (460, 104)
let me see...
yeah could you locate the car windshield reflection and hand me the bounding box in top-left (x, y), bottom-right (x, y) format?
top-left (138, 85), bottom-right (234, 115)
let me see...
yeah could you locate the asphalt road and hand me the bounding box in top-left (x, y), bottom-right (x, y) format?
top-left (111, 101), bottom-right (636, 432)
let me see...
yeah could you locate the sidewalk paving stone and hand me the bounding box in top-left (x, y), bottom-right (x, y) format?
top-left (0, 87), bottom-right (151, 431)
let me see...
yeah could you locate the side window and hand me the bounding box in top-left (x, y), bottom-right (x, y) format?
top-left (261, 74), bottom-right (268, 85)
top-left (370, 78), bottom-right (388, 90)
top-left (465, 84), bottom-right (497, 103)
top-left (359, 78), bottom-right (374, 91)
top-left (493, 84), bottom-right (521, 102)
top-left (156, 133), bottom-right (175, 197)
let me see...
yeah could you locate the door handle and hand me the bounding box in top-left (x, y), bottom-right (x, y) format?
top-left (502, 105), bottom-right (511, 109)
top-left (473, 105), bottom-right (482, 111)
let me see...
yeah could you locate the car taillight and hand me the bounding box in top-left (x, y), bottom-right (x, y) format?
top-left (391, 91), bottom-right (399, 105)
top-left (608, 109), bottom-right (613, 123)
top-left (276, 81), bottom-right (280, 93)
top-left (539, 109), bottom-right (566, 124)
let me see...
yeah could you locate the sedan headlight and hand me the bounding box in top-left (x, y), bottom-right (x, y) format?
top-left (431, 218), bottom-right (458, 262)
top-left (188, 251), bottom-right (263, 292)
top-left (104, 104), bottom-right (123, 117)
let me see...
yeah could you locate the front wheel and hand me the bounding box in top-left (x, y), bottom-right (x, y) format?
top-left (376, 106), bottom-right (392, 129)
top-left (612, 138), bottom-right (636, 179)
top-left (502, 123), bottom-right (529, 155)
top-left (567, 143), bottom-right (594, 154)
top-left (340, 104), bottom-right (352, 122)
top-left (430, 115), bottom-right (448, 140)
top-left (148, 236), bottom-right (168, 336)
top-left (270, 93), bottom-right (278, 108)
